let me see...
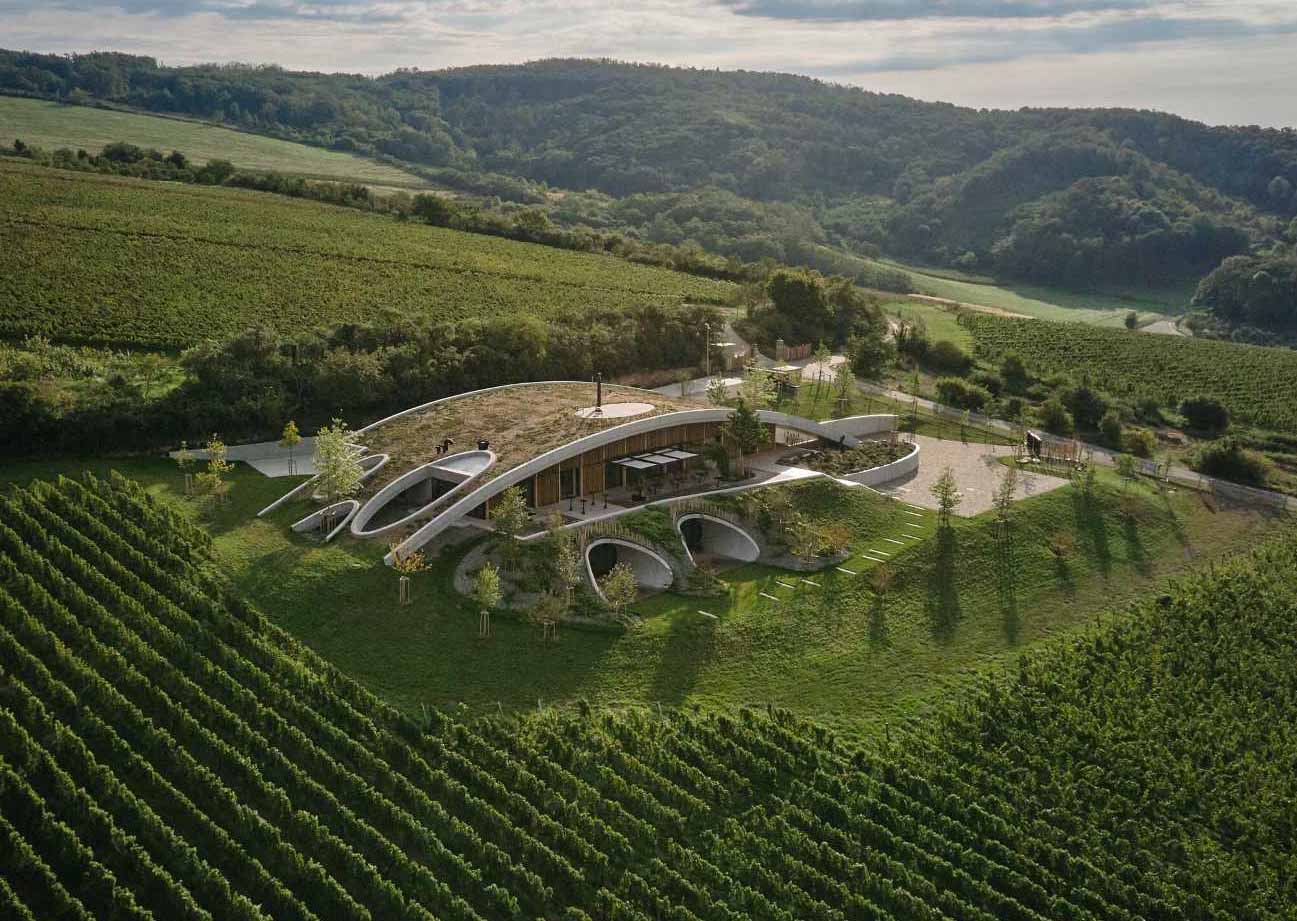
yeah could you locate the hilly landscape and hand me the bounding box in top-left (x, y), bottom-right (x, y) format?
top-left (2, 35), bottom-right (1297, 921)
top-left (3, 51), bottom-right (1296, 330)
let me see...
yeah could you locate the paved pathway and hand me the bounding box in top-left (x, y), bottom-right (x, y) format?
top-left (873, 434), bottom-right (1070, 516)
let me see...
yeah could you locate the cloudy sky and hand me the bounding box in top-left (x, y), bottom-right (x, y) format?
top-left (4, 0), bottom-right (1296, 127)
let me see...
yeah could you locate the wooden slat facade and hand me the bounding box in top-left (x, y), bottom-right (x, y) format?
top-left (522, 421), bottom-right (723, 507)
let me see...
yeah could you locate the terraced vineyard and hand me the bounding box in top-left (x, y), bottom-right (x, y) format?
top-left (965, 312), bottom-right (1297, 434)
top-left (2, 472), bottom-right (1293, 919)
top-left (0, 159), bottom-right (733, 348)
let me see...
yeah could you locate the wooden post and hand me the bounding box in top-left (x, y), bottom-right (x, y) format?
top-left (183, 473), bottom-right (193, 496)
top-left (399, 575), bottom-right (410, 606)
top-left (479, 609), bottom-right (492, 639)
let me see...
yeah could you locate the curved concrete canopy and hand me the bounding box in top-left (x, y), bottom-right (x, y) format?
top-left (352, 450), bottom-right (495, 539)
top-left (257, 450), bottom-right (389, 518)
top-left (676, 513), bottom-right (760, 565)
top-left (291, 500), bottom-right (360, 542)
top-left (585, 538), bottom-right (675, 601)
top-left (385, 405), bottom-right (857, 564)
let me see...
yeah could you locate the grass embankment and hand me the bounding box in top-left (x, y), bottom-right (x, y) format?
top-left (0, 95), bottom-right (427, 188)
top-left (0, 159), bottom-right (733, 348)
top-left (1, 454), bottom-right (1276, 736)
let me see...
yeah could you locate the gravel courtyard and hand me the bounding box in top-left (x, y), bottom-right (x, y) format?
top-left (872, 434), bottom-right (1071, 516)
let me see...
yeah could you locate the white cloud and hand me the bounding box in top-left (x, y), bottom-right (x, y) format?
top-left (1, 0), bottom-right (1294, 127)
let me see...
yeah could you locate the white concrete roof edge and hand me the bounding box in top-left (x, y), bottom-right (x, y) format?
top-left (385, 406), bottom-right (856, 564)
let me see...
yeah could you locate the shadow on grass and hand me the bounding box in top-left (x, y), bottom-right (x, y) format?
top-left (1071, 487), bottom-right (1112, 578)
top-left (994, 526), bottom-right (1020, 645)
top-left (1121, 512), bottom-right (1151, 576)
top-left (924, 526), bottom-right (961, 640)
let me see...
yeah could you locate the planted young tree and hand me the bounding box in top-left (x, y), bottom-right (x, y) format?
top-left (491, 485), bottom-right (530, 567)
top-left (738, 366), bottom-right (776, 408)
top-left (474, 562), bottom-right (502, 639)
top-left (389, 543), bottom-right (428, 605)
top-left (707, 375), bottom-right (730, 406)
top-left (786, 513), bottom-right (820, 564)
top-left (279, 420), bottom-right (302, 475)
top-left (175, 439), bottom-right (195, 496)
top-left (599, 562), bottom-right (639, 624)
top-left (833, 360), bottom-right (854, 416)
top-left (136, 352), bottom-right (167, 399)
top-left (529, 592), bottom-right (565, 643)
top-left (810, 342), bottom-right (833, 405)
top-left (993, 464), bottom-right (1018, 527)
top-left (313, 419), bottom-right (364, 503)
top-left (193, 435), bottom-right (233, 506)
top-left (931, 466), bottom-right (962, 528)
top-left (869, 564), bottom-right (895, 639)
top-left (1115, 453), bottom-right (1140, 492)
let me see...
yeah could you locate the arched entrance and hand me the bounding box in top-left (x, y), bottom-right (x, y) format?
top-left (584, 538), bottom-right (675, 600)
top-left (675, 514), bottom-right (760, 567)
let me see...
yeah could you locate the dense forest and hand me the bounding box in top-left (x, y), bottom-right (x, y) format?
top-left (3, 51), bottom-right (1297, 324)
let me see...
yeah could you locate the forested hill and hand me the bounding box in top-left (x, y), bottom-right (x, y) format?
top-left (5, 51), bottom-right (1297, 304)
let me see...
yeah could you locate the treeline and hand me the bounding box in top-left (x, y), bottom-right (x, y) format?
top-left (6, 52), bottom-right (1296, 296)
top-left (0, 302), bottom-right (719, 457)
top-left (5, 137), bottom-right (378, 208)
top-left (1194, 248), bottom-right (1297, 331)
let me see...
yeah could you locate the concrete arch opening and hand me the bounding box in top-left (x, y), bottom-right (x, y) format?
top-left (585, 538), bottom-right (674, 600)
top-left (676, 514), bottom-right (760, 567)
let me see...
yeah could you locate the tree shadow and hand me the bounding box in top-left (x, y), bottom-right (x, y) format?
top-left (994, 526), bottom-right (1020, 645)
top-left (1071, 488), bottom-right (1112, 578)
top-left (924, 527), bottom-right (961, 640)
top-left (1051, 554), bottom-right (1075, 598)
top-left (868, 594), bottom-right (889, 647)
top-left (1121, 512), bottom-right (1151, 576)
top-left (647, 594), bottom-right (721, 707)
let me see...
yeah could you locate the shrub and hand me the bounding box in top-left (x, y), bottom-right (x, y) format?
top-left (1000, 352), bottom-right (1028, 390)
top-left (1124, 428), bottom-right (1157, 458)
top-left (1099, 410), bottom-right (1124, 447)
top-left (1180, 396), bottom-right (1230, 435)
top-left (1191, 437), bottom-right (1269, 486)
top-left (970, 370), bottom-right (1004, 397)
top-left (935, 377), bottom-right (991, 411)
top-left (1036, 398), bottom-right (1074, 435)
top-left (1061, 382), bottom-right (1110, 431)
top-left (924, 339), bottom-right (972, 374)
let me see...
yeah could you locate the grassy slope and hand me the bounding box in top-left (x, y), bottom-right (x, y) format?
top-left (879, 298), bottom-right (973, 349)
top-left (882, 258), bottom-right (1194, 327)
top-left (1, 453), bottom-right (1274, 737)
top-left (0, 95), bottom-right (426, 188)
top-left (0, 159), bottom-right (733, 347)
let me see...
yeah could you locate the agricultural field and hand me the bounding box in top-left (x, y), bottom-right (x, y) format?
top-left (965, 312), bottom-right (1297, 434)
top-left (884, 259), bottom-right (1193, 327)
top-left (1, 472), bottom-right (1293, 920)
top-left (0, 159), bottom-right (733, 348)
top-left (0, 95), bottom-right (427, 188)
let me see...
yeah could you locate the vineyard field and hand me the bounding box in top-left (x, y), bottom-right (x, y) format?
top-left (0, 159), bottom-right (733, 348)
top-left (0, 95), bottom-right (428, 188)
top-left (965, 312), bottom-right (1297, 434)
top-left (1, 472), bottom-right (1294, 919)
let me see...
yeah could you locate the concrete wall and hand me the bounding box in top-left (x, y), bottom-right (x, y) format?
top-left (351, 450), bottom-right (494, 539)
top-left (841, 442), bottom-right (920, 487)
top-left (386, 406), bottom-right (859, 564)
top-left (676, 514), bottom-right (760, 565)
top-left (819, 414), bottom-right (897, 438)
top-left (585, 538), bottom-right (675, 601)
top-left (291, 500), bottom-right (360, 542)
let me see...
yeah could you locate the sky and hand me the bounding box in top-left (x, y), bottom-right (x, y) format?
top-left (3, 0), bottom-right (1296, 128)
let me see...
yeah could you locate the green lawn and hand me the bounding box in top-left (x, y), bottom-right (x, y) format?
top-left (0, 95), bottom-right (427, 188)
top-left (881, 298), bottom-right (974, 349)
top-left (881, 258), bottom-right (1194, 327)
top-left (2, 451), bottom-right (1276, 738)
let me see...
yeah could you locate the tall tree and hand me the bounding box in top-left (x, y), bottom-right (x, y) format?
top-left (473, 562), bottom-right (502, 639)
top-left (491, 485), bottom-right (531, 566)
top-left (599, 562), bottom-right (639, 624)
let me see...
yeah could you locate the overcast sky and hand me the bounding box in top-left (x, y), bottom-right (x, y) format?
top-left (4, 0), bottom-right (1296, 128)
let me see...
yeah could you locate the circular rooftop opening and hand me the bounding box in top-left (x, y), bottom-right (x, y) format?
top-left (575, 401), bottom-right (656, 420)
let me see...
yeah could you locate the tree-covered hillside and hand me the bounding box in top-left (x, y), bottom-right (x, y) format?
top-left (3, 51), bottom-right (1297, 320)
